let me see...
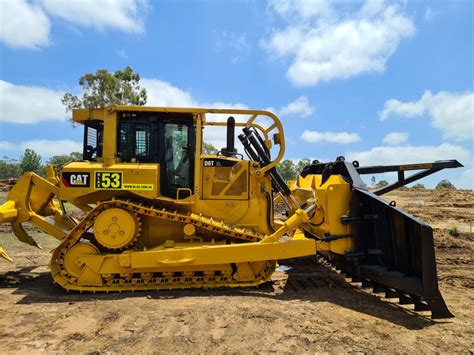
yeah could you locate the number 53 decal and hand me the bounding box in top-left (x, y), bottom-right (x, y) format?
top-left (95, 171), bottom-right (123, 189)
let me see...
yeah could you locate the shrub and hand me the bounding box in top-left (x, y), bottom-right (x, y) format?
top-left (436, 179), bottom-right (456, 189)
top-left (20, 149), bottom-right (42, 175)
top-left (375, 180), bottom-right (389, 187)
top-left (277, 160), bottom-right (297, 182)
top-left (0, 157), bottom-right (21, 179)
top-left (448, 227), bottom-right (460, 237)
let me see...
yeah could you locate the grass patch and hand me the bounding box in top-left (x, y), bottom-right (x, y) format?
top-left (448, 226), bottom-right (460, 237)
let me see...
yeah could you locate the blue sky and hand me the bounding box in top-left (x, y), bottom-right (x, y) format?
top-left (0, 0), bottom-right (472, 188)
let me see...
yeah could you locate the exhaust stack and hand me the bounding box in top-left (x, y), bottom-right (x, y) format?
top-left (221, 116), bottom-right (238, 157)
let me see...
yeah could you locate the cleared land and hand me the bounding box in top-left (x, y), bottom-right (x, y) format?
top-left (0, 189), bottom-right (473, 353)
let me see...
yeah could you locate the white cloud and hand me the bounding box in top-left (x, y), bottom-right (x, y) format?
top-left (380, 90), bottom-right (474, 141)
top-left (279, 96), bottom-right (315, 117)
top-left (0, 0), bottom-right (51, 49)
top-left (41, 0), bottom-right (148, 33)
top-left (346, 143), bottom-right (470, 166)
top-left (301, 130), bottom-right (361, 144)
top-left (0, 0), bottom-right (148, 49)
top-left (0, 139), bottom-right (82, 158)
top-left (142, 78), bottom-right (252, 120)
top-left (382, 132), bottom-right (408, 145)
top-left (141, 79), bottom-right (198, 107)
top-left (263, 0), bottom-right (414, 86)
top-left (454, 169), bottom-right (474, 189)
top-left (201, 126), bottom-right (229, 151)
top-left (215, 31), bottom-right (250, 64)
top-left (20, 139), bottom-right (83, 157)
top-left (0, 141), bottom-right (16, 152)
top-left (0, 80), bottom-right (67, 124)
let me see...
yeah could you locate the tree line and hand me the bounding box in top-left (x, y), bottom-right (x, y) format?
top-left (0, 150), bottom-right (82, 179)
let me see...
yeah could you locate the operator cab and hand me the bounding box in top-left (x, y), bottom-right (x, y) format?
top-left (82, 111), bottom-right (195, 198)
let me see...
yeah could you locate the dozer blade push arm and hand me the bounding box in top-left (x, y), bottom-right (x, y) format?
top-left (261, 204), bottom-right (317, 244)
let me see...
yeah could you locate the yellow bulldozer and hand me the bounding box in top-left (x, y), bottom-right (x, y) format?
top-left (0, 106), bottom-right (462, 318)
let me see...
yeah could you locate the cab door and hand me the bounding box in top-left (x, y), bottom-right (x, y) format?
top-left (160, 121), bottom-right (195, 198)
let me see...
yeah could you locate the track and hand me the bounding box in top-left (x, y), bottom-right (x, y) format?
top-left (50, 200), bottom-right (276, 291)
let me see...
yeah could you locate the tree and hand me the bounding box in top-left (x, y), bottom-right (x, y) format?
top-left (277, 159), bottom-right (297, 182)
top-left (0, 157), bottom-right (21, 179)
top-left (69, 152), bottom-right (83, 161)
top-left (62, 66), bottom-right (147, 113)
top-left (375, 180), bottom-right (389, 187)
top-left (202, 142), bottom-right (218, 155)
top-left (436, 179), bottom-right (456, 189)
top-left (47, 155), bottom-right (72, 168)
top-left (47, 152), bottom-right (82, 172)
top-left (296, 158), bottom-right (311, 174)
top-left (411, 183), bottom-right (425, 189)
top-left (20, 149), bottom-right (42, 175)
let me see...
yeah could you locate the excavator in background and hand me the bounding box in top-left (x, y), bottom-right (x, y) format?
top-left (0, 106), bottom-right (462, 318)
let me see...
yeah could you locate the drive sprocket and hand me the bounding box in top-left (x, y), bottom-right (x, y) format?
top-left (93, 208), bottom-right (140, 250)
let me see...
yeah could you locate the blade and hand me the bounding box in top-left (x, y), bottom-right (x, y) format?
top-left (342, 188), bottom-right (453, 319)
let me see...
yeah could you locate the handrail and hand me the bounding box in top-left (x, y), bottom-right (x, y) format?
top-left (199, 108), bottom-right (285, 175)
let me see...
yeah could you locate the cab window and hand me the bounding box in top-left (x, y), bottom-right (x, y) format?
top-left (163, 123), bottom-right (191, 195)
top-left (83, 120), bottom-right (103, 161)
top-left (117, 119), bottom-right (155, 162)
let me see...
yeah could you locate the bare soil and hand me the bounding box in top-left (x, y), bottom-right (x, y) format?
top-left (0, 189), bottom-right (473, 354)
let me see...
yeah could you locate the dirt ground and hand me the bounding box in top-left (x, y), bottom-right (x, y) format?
top-left (0, 189), bottom-right (473, 354)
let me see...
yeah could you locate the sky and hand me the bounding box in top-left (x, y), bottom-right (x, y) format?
top-left (0, 0), bottom-right (473, 188)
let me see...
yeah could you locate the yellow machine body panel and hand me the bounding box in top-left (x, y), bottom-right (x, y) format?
top-left (60, 162), bottom-right (160, 203)
top-left (201, 158), bottom-right (250, 200)
top-left (292, 174), bottom-right (353, 255)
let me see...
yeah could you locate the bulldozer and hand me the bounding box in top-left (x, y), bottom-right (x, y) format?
top-left (0, 106), bottom-right (462, 318)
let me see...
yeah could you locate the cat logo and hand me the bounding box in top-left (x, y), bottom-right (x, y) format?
top-left (62, 172), bottom-right (91, 188)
